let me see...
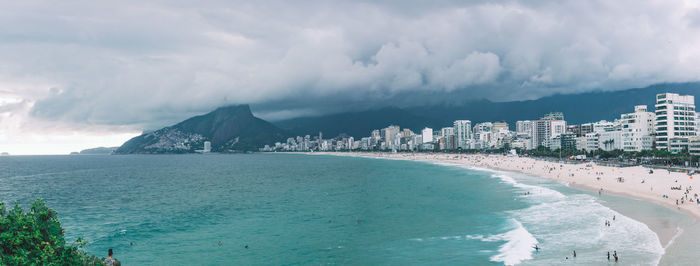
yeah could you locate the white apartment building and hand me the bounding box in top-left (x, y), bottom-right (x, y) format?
top-left (592, 120), bottom-right (617, 133)
top-left (441, 127), bottom-right (456, 150)
top-left (599, 131), bottom-right (623, 151)
top-left (655, 93), bottom-right (696, 153)
top-left (441, 127), bottom-right (455, 137)
top-left (578, 133), bottom-right (600, 151)
top-left (621, 105), bottom-right (655, 152)
top-left (516, 120), bottom-right (533, 136)
top-left (532, 120), bottom-right (550, 149)
top-left (453, 120), bottom-right (472, 149)
top-left (550, 120), bottom-right (567, 139)
top-left (422, 127), bottom-right (433, 143)
top-left (381, 125), bottom-right (400, 150)
top-left (531, 117), bottom-right (565, 149)
top-left (474, 122), bottom-right (493, 149)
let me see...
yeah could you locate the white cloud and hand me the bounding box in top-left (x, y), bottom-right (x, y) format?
top-left (1, 0), bottom-right (700, 153)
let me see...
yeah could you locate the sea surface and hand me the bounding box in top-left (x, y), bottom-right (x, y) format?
top-left (0, 153), bottom-right (690, 265)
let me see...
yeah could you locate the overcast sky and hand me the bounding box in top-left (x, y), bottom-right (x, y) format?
top-left (2, 0), bottom-right (700, 154)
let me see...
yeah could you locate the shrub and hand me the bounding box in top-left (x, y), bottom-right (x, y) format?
top-left (0, 198), bottom-right (119, 265)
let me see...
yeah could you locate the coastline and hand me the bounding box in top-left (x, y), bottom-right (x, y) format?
top-left (306, 151), bottom-right (700, 264)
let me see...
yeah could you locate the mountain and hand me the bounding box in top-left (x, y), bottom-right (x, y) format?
top-left (75, 146), bottom-right (118, 155)
top-left (274, 82), bottom-right (700, 138)
top-left (116, 105), bottom-right (287, 153)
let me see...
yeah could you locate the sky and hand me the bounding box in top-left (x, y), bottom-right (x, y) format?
top-left (2, 0), bottom-right (700, 155)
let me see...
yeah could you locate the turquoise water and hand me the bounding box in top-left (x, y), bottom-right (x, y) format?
top-left (0, 154), bottom-right (677, 265)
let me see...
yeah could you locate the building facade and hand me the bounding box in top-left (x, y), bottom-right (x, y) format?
top-left (453, 120), bottom-right (472, 149)
top-left (621, 105), bottom-right (655, 152)
top-left (655, 93), bottom-right (696, 153)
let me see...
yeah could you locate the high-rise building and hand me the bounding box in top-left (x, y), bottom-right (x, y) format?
top-left (422, 127), bottom-right (433, 143)
top-left (532, 119), bottom-right (550, 148)
top-left (560, 133), bottom-right (578, 150)
top-left (550, 120), bottom-right (567, 139)
top-left (441, 127), bottom-right (455, 137)
top-left (655, 93), bottom-right (696, 152)
top-left (381, 125), bottom-right (400, 150)
top-left (621, 105), bottom-right (655, 152)
top-left (531, 113), bottom-right (566, 149)
top-left (473, 122), bottom-right (493, 149)
top-left (453, 120), bottom-right (472, 149)
top-left (516, 120), bottom-right (533, 136)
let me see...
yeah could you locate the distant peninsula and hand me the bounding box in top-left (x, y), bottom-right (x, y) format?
top-left (115, 104), bottom-right (287, 154)
top-left (70, 147), bottom-right (119, 155)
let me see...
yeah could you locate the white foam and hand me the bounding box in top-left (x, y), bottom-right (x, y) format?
top-left (367, 154), bottom-right (665, 264)
top-left (466, 219), bottom-right (538, 265)
top-left (491, 173), bottom-right (566, 200)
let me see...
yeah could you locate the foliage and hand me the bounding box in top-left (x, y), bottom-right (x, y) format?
top-left (0, 198), bottom-right (119, 266)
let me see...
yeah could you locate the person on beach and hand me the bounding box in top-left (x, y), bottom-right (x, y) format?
top-left (614, 251), bottom-right (618, 262)
top-left (104, 249), bottom-right (116, 266)
top-left (573, 250), bottom-right (576, 258)
top-left (607, 251), bottom-right (610, 261)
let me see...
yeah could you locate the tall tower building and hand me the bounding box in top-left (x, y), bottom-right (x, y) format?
top-left (655, 93), bottom-right (696, 153)
top-left (453, 120), bottom-right (472, 149)
top-left (422, 127), bottom-right (433, 143)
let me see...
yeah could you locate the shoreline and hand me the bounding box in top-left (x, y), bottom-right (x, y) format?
top-left (305, 151), bottom-right (699, 264)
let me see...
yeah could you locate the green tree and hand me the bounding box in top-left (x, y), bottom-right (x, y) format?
top-left (0, 199), bottom-right (118, 265)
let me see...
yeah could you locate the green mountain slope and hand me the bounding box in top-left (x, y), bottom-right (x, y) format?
top-left (116, 105), bottom-right (287, 153)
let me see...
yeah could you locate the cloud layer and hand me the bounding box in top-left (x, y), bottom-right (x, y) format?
top-left (2, 0), bottom-right (700, 154)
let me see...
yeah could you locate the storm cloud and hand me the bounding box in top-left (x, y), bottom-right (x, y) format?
top-left (2, 0), bottom-right (700, 138)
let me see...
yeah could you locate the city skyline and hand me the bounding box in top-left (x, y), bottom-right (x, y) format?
top-left (268, 92), bottom-right (697, 156)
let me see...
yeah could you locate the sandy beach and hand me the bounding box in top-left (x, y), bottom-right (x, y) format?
top-left (312, 151), bottom-right (700, 264)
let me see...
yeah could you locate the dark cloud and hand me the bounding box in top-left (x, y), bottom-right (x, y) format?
top-left (0, 0), bottom-right (699, 131)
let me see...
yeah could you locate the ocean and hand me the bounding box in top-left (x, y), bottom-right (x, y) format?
top-left (0, 153), bottom-right (689, 265)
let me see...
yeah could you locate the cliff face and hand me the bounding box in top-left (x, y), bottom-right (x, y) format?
top-left (115, 105), bottom-right (287, 153)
